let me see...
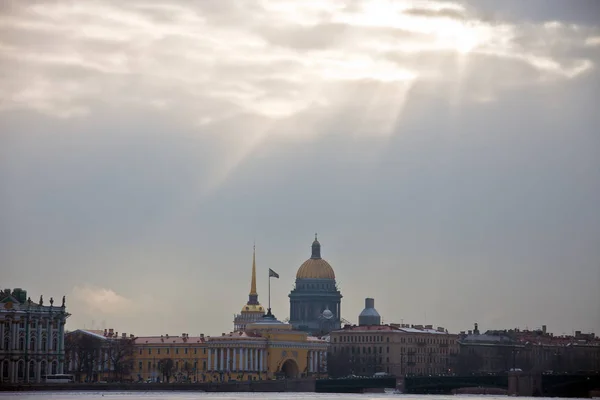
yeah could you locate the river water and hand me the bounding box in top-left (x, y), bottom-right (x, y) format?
top-left (0, 393), bottom-right (585, 400)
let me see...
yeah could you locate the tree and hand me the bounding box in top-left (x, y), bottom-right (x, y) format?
top-left (182, 361), bottom-right (192, 382)
top-left (107, 337), bottom-right (135, 382)
top-left (158, 358), bottom-right (174, 383)
top-left (65, 331), bottom-right (102, 382)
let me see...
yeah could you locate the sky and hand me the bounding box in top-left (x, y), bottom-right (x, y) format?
top-left (1, 0), bottom-right (599, 338)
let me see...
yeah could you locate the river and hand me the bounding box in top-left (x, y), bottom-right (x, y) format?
top-left (0, 393), bottom-right (587, 400)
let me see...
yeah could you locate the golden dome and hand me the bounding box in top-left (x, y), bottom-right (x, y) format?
top-left (296, 258), bottom-right (335, 280)
top-left (242, 304), bottom-right (265, 313)
top-left (295, 233), bottom-right (336, 280)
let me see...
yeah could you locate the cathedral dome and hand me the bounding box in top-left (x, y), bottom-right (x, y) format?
top-left (295, 234), bottom-right (336, 280)
top-left (296, 259), bottom-right (335, 279)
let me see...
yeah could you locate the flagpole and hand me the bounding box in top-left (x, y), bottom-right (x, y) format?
top-left (268, 271), bottom-right (271, 311)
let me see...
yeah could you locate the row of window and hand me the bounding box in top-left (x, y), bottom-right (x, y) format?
top-left (334, 335), bottom-right (455, 345)
top-left (1, 336), bottom-right (56, 352)
top-left (139, 360), bottom-right (207, 371)
top-left (3, 321), bottom-right (58, 330)
top-left (334, 335), bottom-right (390, 343)
top-left (296, 283), bottom-right (335, 290)
top-left (139, 347), bottom-right (206, 356)
top-left (334, 346), bottom-right (390, 354)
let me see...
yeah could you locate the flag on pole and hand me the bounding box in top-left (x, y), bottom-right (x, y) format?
top-left (269, 268), bottom-right (279, 279)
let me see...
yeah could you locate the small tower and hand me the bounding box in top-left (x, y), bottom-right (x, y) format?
top-left (233, 245), bottom-right (265, 331)
top-left (358, 298), bottom-right (381, 326)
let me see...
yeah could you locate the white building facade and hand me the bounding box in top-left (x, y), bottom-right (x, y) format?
top-left (0, 288), bottom-right (70, 383)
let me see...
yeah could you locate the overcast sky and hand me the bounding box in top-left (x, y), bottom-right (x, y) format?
top-left (1, 0), bottom-right (599, 337)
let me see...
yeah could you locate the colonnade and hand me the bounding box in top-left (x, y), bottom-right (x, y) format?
top-left (0, 359), bottom-right (61, 383)
top-left (307, 350), bottom-right (327, 373)
top-left (207, 347), bottom-right (266, 372)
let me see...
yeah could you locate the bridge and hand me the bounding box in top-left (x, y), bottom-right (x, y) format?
top-left (541, 374), bottom-right (600, 398)
top-left (316, 377), bottom-right (397, 393)
top-left (404, 373), bottom-right (600, 397)
top-left (404, 375), bottom-right (507, 394)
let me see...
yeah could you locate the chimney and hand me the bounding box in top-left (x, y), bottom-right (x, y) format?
top-left (200, 334), bottom-right (204, 339)
top-left (542, 325), bottom-right (547, 334)
top-left (108, 328), bottom-right (114, 336)
top-left (104, 329), bottom-right (108, 336)
top-left (122, 333), bottom-right (126, 338)
top-left (130, 334), bottom-right (134, 338)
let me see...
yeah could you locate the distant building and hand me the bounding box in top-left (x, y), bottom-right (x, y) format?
top-left (289, 235), bottom-right (342, 335)
top-left (233, 247), bottom-right (265, 332)
top-left (329, 299), bottom-right (459, 377)
top-left (0, 288), bottom-right (70, 383)
top-left (457, 323), bottom-right (600, 375)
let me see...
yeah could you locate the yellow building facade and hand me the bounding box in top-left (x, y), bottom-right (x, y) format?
top-left (205, 313), bottom-right (328, 382)
top-left (133, 333), bottom-right (208, 382)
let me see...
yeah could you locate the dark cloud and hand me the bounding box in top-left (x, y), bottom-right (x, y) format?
top-left (402, 7), bottom-right (468, 20)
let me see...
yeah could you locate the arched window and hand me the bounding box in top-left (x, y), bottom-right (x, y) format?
top-left (29, 360), bottom-right (36, 379)
top-left (30, 337), bottom-right (36, 351)
top-left (41, 336), bottom-right (47, 351)
top-left (52, 337), bottom-right (58, 351)
top-left (40, 360), bottom-right (47, 377)
top-left (2, 336), bottom-right (8, 350)
top-left (19, 337), bottom-right (25, 351)
top-left (2, 360), bottom-right (9, 379)
top-left (18, 360), bottom-right (25, 379)
top-left (51, 361), bottom-right (58, 375)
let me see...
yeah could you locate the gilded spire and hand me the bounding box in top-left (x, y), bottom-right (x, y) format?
top-left (250, 244), bottom-right (258, 296)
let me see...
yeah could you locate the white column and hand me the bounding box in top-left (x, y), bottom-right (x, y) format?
top-left (47, 320), bottom-right (52, 351)
top-left (12, 322), bottom-right (18, 350)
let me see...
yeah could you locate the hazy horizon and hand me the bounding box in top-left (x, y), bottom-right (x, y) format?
top-left (1, 0), bottom-right (599, 338)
